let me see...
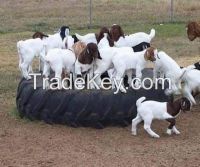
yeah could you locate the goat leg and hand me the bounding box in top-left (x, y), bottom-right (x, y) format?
top-left (166, 118), bottom-right (176, 135)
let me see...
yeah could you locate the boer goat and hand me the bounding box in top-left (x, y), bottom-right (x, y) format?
top-left (17, 38), bottom-right (46, 80)
top-left (153, 51), bottom-right (186, 95)
top-left (74, 43), bottom-right (102, 89)
top-left (72, 41), bottom-right (86, 58)
top-left (186, 21), bottom-right (200, 41)
top-left (32, 32), bottom-right (49, 39)
top-left (110, 24), bottom-right (155, 52)
top-left (43, 48), bottom-right (76, 89)
top-left (181, 62), bottom-right (200, 105)
top-left (95, 33), bottom-right (156, 93)
top-left (74, 26), bottom-right (113, 46)
top-left (132, 96), bottom-right (191, 138)
top-left (17, 26), bottom-right (70, 80)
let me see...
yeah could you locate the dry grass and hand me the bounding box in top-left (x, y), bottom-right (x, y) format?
top-left (0, 0), bottom-right (199, 33)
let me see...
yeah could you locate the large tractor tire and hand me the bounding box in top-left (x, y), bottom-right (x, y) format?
top-left (16, 68), bottom-right (170, 129)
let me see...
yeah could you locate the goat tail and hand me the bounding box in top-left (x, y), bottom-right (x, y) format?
top-left (136, 96), bottom-right (146, 107)
top-left (149, 29), bottom-right (155, 40)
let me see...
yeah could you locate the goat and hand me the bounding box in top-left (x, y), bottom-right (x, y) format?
top-left (111, 46), bottom-right (157, 93)
top-left (72, 41), bottom-right (87, 58)
top-left (74, 26), bottom-right (113, 46)
top-left (42, 26), bottom-right (70, 51)
top-left (36, 26), bottom-right (70, 71)
top-left (132, 96), bottom-right (191, 138)
top-left (95, 33), bottom-right (156, 93)
top-left (186, 21), bottom-right (200, 41)
top-left (110, 24), bottom-right (155, 52)
top-left (32, 32), bottom-right (49, 39)
top-left (43, 48), bottom-right (76, 89)
top-left (110, 24), bottom-right (125, 42)
top-left (17, 26), bottom-right (70, 79)
top-left (153, 51), bottom-right (186, 95)
top-left (17, 38), bottom-right (46, 80)
top-left (75, 33), bottom-right (97, 44)
top-left (186, 61), bottom-right (200, 71)
top-left (181, 64), bottom-right (200, 105)
top-left (95, 33), bottom-right (133, 87)
top-left (74, 43), bottom-right (102, 88)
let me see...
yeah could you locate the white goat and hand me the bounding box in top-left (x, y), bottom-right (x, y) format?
top-left (17, 26), bottom-right (70, 80)
top-left (17, 38), bottom-right (46, 80)
top-left (153, 51), bottom-right (186, 95)
top-left (95, 33), bottom-right (157, 93)
top-left (75, 33), bottom-right (97, 44)
top-left (114, 29), bottom-right (155, 48)
top-left (132, 96), bottom-right (191, 138)
top-left (112, 47), bottom-right (157, 93)
top-left (95, 34), bottom-right (133, 88)
top-left (43, 48), bottom-right (76, 89)
top-left (181, 68), bottom-right (200, 105)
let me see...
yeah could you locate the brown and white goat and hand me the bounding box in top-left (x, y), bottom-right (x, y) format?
top-left (186, 21), bottom-right (200, 41)
top-left (72, 41), bottom-right (87, 58)
top-left (109, 24), bottom-right (155, 52)
top-left (132, 97), bottom-right (191, 138)
top-left (110, 24), bottom-right (125, 42)
top-left (32, 32), bottom-right (49, 39)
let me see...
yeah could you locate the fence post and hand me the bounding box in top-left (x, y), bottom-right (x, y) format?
top-left (170, 0), bottom-right (174, 22)
top-left (88, 0), bottom-right (92, 29)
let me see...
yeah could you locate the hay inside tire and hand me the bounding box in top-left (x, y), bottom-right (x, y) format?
top-left (16, 68), bottom-right (170, 129)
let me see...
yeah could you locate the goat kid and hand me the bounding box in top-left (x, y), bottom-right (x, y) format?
top-left (74, 26), bottom-right (113, 46)
top-left (17, 38), bottom-right (46, 80)
top-left (110, 24), bottom-right (155, 52)
top-left (43, 48), bottom-right (76, 89)
top-left (132, 96), bottom-right (191, 138)
top-left (74, 43), bottom-right (102, 89)
top-left (112, 46), bottom-right (157, 93)
top-left (153, 51), bottom-right (186, 95)
top-left (95, 33), bottom-right (156, 93)
top-left (33, 26), bottom-right (70, 72)
top-left (181, 63), bottom-right (200, 105)
top-left (186, 21), bottom-right (200, 41)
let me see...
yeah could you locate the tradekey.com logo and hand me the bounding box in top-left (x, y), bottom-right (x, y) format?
top-left (30, 73), bottom-right (172, 94)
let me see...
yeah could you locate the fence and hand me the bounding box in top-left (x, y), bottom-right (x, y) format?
top-left (0, 0), bottom-right (199, 33)
top-left (86, 0), bottom-right (200, 28)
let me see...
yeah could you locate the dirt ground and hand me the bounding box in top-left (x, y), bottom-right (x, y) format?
top-left (0, 101), bottom-right (200, 167)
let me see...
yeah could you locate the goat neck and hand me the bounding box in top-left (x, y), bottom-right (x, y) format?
top-left (167, 99), bottom-right (182, 117)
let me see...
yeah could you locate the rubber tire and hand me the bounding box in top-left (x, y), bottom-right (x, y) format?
top-left (16, 68), bottom-right (170, 129)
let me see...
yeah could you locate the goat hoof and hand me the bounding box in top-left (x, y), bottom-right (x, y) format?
top-left (174, 131), bottom-right (180, 135)
top-left (25, 76), bottom-right (32, 80)
top-left (120, 88), bottom-right (127, 93)
top-left (166, 129), bottom-right (172, 135)
top-left (152, 134), bottom-right (160, 138)
top-left (172, 128), bottom-right (180, 135)
top-left (131, 131), bottom-right (137, 136)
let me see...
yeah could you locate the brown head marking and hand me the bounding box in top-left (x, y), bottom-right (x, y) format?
top-left (144, 46), bottom-right (156, 62)
top-left (110, 24), bottom-right (125, 42)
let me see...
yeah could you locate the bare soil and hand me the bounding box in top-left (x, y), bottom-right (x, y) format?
top-left (1, 101), bottom-right (200, 167)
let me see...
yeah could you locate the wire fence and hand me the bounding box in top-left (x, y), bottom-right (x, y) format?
top-left (86, 0), bottom-right (200, 28)
top-left (0, 0), bottom-right (199, 33)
